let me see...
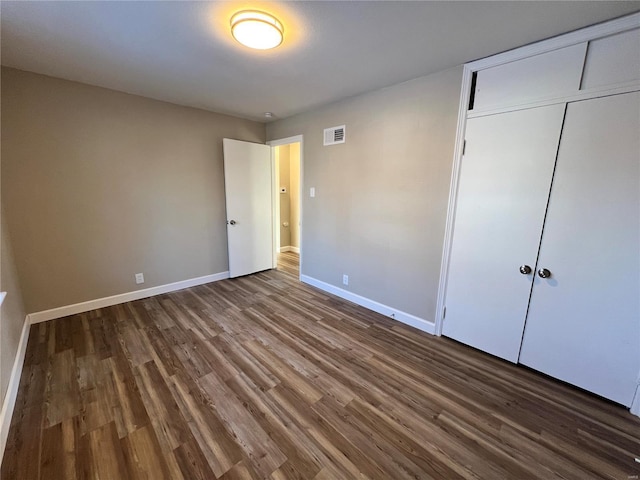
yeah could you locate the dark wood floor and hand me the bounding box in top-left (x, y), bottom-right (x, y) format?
top-left (3, 253), bottom-right (640, 479)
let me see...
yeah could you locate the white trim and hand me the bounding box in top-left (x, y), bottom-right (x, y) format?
top-left (272, 146), bottom-right (280, 268)
top-left (468, 82), bottom-right (640, 119)
top-left (468, 12), bottom-right (640, 72)
top-left (435, 64), bottom-right (473, 337)
top-left (301, 275), bottom-right (435, 335)
top-left (267, 135), bottom-right (304, 148)
top-left (289, 246), bottom-right (300, 254)
top-left (279, 246), bottom-right (300, 254)
top-left (27, 272), bottom-right (229, 324)
top-left (280, 246), bottom-right (291, 253)
top-left (631, 372), bottom-right (640, 417)
top-left (298, 139), bottom-right (304, 280)
top-left (631, 383), bottom-right (640, 417)
top-left (0, 316), bottom-right (30, 466)
top-left (0, 292), bottom-right (6, 307)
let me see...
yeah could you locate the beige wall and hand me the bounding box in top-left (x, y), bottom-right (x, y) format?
top-left (1, 68), bottom-right (265, 313)
top-left (289, 143), bottom-right (301, 250)
top-left (267, 67), bottom-right (462, 322)
top-left (1, 63), bottom-right (28, 404)
top-left (277, 145), bottom-right (291, 248)
top-left (1, 212), bottom-right (27, 402)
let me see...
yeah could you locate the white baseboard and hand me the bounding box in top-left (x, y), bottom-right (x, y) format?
top-left (27, 271), bottom-right (229, 324)
top-left (279, 246), bottom-right (300, 254)
top-left (0, 316), bottom-right (30, 466)
top-left (631, 383), bottom-right (640, 417)
top-left (290, 246), bottom-right (300, 254)
top-left (300, 275), bottom-right (435, 335)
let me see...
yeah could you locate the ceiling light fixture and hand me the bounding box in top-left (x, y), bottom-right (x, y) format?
top-left (230, 11), bottom-right (283, 50)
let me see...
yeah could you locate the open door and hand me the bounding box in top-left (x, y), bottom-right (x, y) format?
top-left (223, 138), bottom-right (273, 278)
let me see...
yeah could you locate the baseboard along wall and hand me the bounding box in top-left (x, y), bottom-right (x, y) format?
top-left (28, 271), bottom-right (230, 324)
top-left (300, 274), bottom-right (435, 335)
top-left (0, 316), bottom-right (30, 467)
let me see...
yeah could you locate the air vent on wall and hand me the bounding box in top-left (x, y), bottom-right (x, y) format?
top-left (323, 125), bottom-right (346, 146)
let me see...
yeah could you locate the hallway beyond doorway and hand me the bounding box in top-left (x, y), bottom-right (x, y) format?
top-left (277, 251), bottom-right (299, 278)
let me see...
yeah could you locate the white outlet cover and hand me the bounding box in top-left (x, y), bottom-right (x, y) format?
top-left (135, 273), bottom-right (144, 284)
top-left (310, 187), bottom-right (315, 197)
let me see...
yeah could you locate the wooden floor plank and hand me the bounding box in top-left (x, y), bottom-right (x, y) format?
top-left (197, 370), bottom-right (288, 478)
top-left (80, 422), bottom-right (129, 480)
top-left (3, 251), bottom-right (640, 480)
top-left (133, 361), bottom-right (190, 453)
top-left (120, 425), bottom-right (172, 480)
top-left (167, 369), bottom-right (244, 477)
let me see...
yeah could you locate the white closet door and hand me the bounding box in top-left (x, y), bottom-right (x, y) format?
top-left (519, 92), bottom-right (640, 406)
top-left (443, 104), bottom-right (565, 362)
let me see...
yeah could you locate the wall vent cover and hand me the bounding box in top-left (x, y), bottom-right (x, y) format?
top-left (323, 125), bottom-right (346, 146)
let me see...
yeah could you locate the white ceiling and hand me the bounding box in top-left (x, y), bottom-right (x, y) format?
top-left (2, 1), bottom-right (639, 122)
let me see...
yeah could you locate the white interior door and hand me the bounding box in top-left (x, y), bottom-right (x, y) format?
top-left (443, 104), bottom-right (566, 362)
top-left (223, 138), bottom-right (273, 278)
top-left (519, 92), bottom-right (640, 406)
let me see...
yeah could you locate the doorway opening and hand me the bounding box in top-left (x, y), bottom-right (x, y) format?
top-left (269, 136), bottom-right (303, 279)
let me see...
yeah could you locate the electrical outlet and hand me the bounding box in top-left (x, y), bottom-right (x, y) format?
top-left (135, 273), bottom-right (144, 284)
top-left (310, 187), bottom-right (316, 197)
top-left (343, 274), bottom-right (349, 286)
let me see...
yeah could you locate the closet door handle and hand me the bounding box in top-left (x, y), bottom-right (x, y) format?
top-left (537, 268), bottom-right (551, 278)
top-left (519, 265), bottom-right (532, 274)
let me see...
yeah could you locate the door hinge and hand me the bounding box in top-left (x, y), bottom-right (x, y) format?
top-left (442, 306), bottom-right (446, 320)
top-left (462, 140), bottom-right (466, 156)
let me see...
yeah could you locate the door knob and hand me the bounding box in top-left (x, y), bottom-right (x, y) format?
top-left (519, 265), bottom-right (532, 274)
top-left (537, 268), bottom-right (551, 278)
top-left (228, 220), bottom-right (237, 225)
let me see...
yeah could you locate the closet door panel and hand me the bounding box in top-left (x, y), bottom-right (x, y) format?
top-left (519, 92), bottom-right (640, 406)
top-left (581, 28), bottom-right (640, 90)
top-left (473, 43), bottom-right (587, 111)
top-left (443, 104), bottom-right (565, 362)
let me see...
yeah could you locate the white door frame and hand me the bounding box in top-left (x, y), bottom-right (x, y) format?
top-left (632, 380), bottom-right (640, 416)
top-left (267, 135), bottom-right (304, 278)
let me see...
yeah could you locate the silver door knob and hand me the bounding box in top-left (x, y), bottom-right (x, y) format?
top-left (228, 220), bottom-right (237, 225)
top-left (537, 268), bottom-right (551, 278)
top-left (519, 265), bottom-right (532, 275)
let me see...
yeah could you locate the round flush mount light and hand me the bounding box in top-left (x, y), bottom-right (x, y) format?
top-left (231, 11), bottom-right (283, 50)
